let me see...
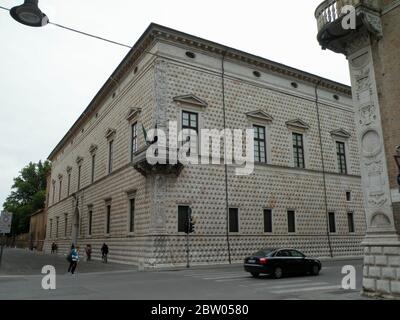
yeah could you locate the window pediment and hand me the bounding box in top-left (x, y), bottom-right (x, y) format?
top-left (173, 94), bottom-right (208, 108)
top-left (105, 128), bottom-right (116, 139)
top-left (58, 174), bottom-right (63, 180)
top-left (246, 110), bottom-right (274, 123)
top-left (89, 144), bottom-right (98, 154)
top-left (126, 108), bottom-right (142, 121)
top-left (286, 119), bottom-right (310, 131)
top-left (66, 166), bottom-right (72, 173)
top-left (330, 129), bottom-right (351, 139)
top-left (76, 156), bottom-right (84, 164)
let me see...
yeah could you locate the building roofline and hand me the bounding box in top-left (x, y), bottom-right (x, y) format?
top-left (47, 23), bottom-right (351, 160)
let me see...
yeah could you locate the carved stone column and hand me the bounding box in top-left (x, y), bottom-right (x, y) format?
top-left (347, 31), bottom-right (400, 298)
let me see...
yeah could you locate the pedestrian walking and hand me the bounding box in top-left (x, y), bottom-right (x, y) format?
top-left (85, 244), bottom-right (92, 262)
top-left (51, 242), bottom-right (58, 254)
top-left (67, 245), bottom-right (80, 275)
top-left (101, 243), bottom-right (109, 263)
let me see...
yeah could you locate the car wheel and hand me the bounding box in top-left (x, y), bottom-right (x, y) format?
top-left (251, 272), bottom-right (260, 278)
top-left (273, 267), bottom-right (283, 279)
top-left (310, 264), bottom-right (320, 276)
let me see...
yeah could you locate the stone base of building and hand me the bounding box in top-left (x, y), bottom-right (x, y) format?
top-left (362, 237), bottom-right (400, 299)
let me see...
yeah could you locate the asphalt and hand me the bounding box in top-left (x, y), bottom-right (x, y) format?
top-left (0, 248), bottom-right (372, 300)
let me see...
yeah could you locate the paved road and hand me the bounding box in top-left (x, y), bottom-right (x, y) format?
top-left (0, 249), bottom-right (367, 300)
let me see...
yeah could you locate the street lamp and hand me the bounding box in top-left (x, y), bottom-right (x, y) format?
top-left (10, 0), bottom-right (48, 27)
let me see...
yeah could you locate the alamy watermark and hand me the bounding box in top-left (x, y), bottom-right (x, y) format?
top-left (145, 121), bottom-right (255, 176)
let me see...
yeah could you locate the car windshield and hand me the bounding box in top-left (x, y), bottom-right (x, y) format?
top-left (253, 249), bottom-right (275, 257)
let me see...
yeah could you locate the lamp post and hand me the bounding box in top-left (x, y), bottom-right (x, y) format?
top-left (10, 0), bottom-right (48, 27)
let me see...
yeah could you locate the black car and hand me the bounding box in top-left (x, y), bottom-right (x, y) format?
top-left (244, 248), bottom-right (321, 279)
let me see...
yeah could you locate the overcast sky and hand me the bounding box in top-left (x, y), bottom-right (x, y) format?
top-left (0, 0), bottom-right (350, 207)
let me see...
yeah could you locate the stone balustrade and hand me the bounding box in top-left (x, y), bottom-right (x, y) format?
top-left (315, 0), bottom-right (362, 32)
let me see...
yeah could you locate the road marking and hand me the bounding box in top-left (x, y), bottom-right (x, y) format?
top-left (272, 285), bottom-right (342, 294)
top-left (267, 282), bottom-right (329, 290)
top-left (184, 272), bottom-right (244, 278)
top-left (239, 279), bottom-right (310, 287)
top-left (203, 274), bottom-right (251, 280)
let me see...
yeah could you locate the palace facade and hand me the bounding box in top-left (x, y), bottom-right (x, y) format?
top-left (44, 24), bottom-right (365, 268)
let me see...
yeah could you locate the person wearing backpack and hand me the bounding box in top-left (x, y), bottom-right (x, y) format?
top-left (67, 245), bottom-right (80, 275)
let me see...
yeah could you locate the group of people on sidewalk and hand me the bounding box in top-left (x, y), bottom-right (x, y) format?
top-left (66, 243), bottom-right (109, 275)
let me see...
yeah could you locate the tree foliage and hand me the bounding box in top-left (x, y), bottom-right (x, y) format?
top-left (2, 161), bottom-right (51, 235)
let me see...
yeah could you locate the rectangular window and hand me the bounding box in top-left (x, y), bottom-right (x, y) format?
top-left (263, 209), bottom-right (273, 233)
top-left (59, 180), bottom-right (62, 201)
top-left (49, 219), bottom-right (53, 238)
top-left (346, 191), bottom-right (352, 202)
top-left (91, 154), bottom-right (96, 183)
top-left (65, 215), bottom-right (68, 237)
top-left (56, 218), bottom-right (59, 238)
top-left (336, 141), bottom-right (347, 174)
top-left (178, 206), bottom-right (191, 233)
top-left (229, 208), bottom-right (239, 233)
top-left (77, 165), bottom-right (81, 191)
top-left (129, 198), bottom-right (135, 233)
top-left (108, 140), bottom-right (114, 174)
top-left (287, 210), bottom-right (296, 233)
top-left (88, 210), bottom-right (93, 236)
top-left (254, 125), bottom-right (267, 163)
top-left (52, 183), bottom-right (55, 205)
top-left (293, 133), bottom-right (305, 168)
top-left (131, 122), bottom-right (138, 161)
top-left (106, 205), bottom-right (111, 234)
top-left (67, 173), bottom-right (71, 196)
top-left (329, 212), bottom-right (336, 233)
top-left (182, 111), bottom-right (198, 155)
top-left (348, 212), bottom-right (355, 233)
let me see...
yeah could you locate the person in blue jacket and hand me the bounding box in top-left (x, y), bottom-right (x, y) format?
top-left (67, 245), bottom-right (80, 275)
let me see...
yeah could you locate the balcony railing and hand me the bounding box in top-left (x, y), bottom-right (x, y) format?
top-left (315, 0), bottom-right (362, 33)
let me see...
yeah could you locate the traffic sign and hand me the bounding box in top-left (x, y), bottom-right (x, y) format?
top-left (0, 211), bottom-right (12, 234)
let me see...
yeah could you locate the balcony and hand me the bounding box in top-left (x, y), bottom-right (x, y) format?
top-left (315, 0), bottom-right (382, 54)
top-left (132, 147), bottom-right (184, 177)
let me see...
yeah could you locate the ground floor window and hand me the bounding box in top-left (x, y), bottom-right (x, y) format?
top-left (229, 208), bottom-right (239, 233)
top-left (287, 211), bottom-right (296, 233)
top-left (264, 209), bottom-right (273, 233)
top-left (329, 212), bottom-right (336, 233)
top-left (348, 212), bottom-right (355, 233)
top-left (178, 206), bottom-right (191, 233)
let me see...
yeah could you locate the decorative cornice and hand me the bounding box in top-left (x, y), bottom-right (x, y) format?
top-left (330, 129), bottom-right (352, 139)
top-left (286, 119), bottom-right (310, 131)
top-left (245, 110), bottom-right (274, 122)
top-left (173, 94), bottom-right (208, 108)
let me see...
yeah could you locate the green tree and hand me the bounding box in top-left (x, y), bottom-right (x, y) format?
top-left (3, 161), bottom-right (51, 235)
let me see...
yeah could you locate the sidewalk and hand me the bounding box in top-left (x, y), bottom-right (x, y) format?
top-left (0, 248), bottom-right (136, 275)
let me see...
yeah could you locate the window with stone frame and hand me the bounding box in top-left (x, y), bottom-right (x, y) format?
top-left (292, 132), bottom-right (305, 168)
top-left (182, 111), bottom-right (198, 156)
top-left (178, 206), bottom-right (191, 233)
top-left (229, 208), bottom-right (239, 233)
top-left (264, 209), bottom-right (273, 233)
top-left (336, 141), bottom-right (348, 174)
top-left (131, 122), bottom-right (138, 161)
top-left (254, 125), bottom-right (267, 163)
top-left (329, 212), bottom-right (336, 233)
top-left (287, 210), bottom-right (296, 233)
